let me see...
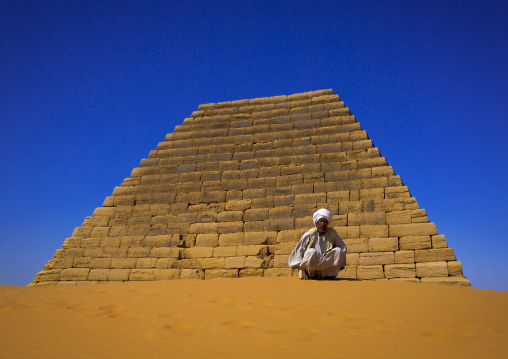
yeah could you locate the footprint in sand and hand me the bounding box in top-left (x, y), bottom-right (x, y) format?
top-left (163, 322), bottom-right (204, 330)
top-left (220, 321), bottom-right (257, 330)
top-left (99, 304), bottom-right (126, 311)
top-left (108, 312), bottom-right (141, 318)
top-left (92, 304), bottom-right (127, 318)
top-left (323, 311), bottom-right (362, 323)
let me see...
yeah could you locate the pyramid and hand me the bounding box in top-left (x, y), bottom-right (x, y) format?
top-left (30, 89), bottom-right (470, 287)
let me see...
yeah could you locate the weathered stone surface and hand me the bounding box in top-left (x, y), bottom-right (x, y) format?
top-left (205, 269), bottom-right (238, 279)
top-left (368, 237), bottom-right (398, 252)
top-left (447, 261), bottom-right (463, 276)
top-left (337, 266), bottom-right (357, 279)
top-left (263, 268), bottom-right (292, 277)
top-left (389, 223), bottom-right (438, 237)
top-left (399, 236), bottom-right (432, 250)
top-left (394, 250), bottom-right (415, 264)
top-left (60, 268), bottom-right (89, 281)
top-left (384, 264), bottom-right (416, 278)
top-left (415, 248), bottom-right (456, 263)
top-left (129, 269), bottom-right (155, 281)
top-left (420, 277), bottom-right (471, 287)
top-left (357, 265), bottom-right (384, 279)
top-left (359, 252), bottom-right (394, 265)
top-left (416, 261), bottom-right (449, 278)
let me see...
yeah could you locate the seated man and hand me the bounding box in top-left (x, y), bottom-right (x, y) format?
top-left (288, 208), bottom-right (347, 280)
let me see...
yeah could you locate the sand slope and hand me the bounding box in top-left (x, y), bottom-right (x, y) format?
top-left (1, 277), bottom-right (506, 358)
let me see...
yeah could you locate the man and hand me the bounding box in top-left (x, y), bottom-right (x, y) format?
top-left (288, 208), bottom-right (347, 280)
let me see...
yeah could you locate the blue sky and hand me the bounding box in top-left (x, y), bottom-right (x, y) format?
top-left (1, 0), bottom-right (507, 291)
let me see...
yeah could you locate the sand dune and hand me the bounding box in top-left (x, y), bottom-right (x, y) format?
top-left (1, 277), bottom-right (506, 358)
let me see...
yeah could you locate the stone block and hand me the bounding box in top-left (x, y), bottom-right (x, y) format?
top-left (386, 211), bottom-right (411, 224)
top-left (189, 222), bottom-right (219, 234)
top-left (154, 269), bottom-right (180, 280)
top-left (196, 233), bottom-right (219, 247)
top-left (432, 234), bottom-right (448, 249)
top-left (348, 212), bottom-right (385, 225)
top-left (448, 261), bottom-right (463, 276)
top-left (217, 210), bottom-right (243, 222)
top-left (415, 248), bottom-right (456, 263)
top-left (202, 257), bottom-right (225, 269)
top-left (155, 258), bottom-right (178, 269)
top-left (237, 245), bottom-right (268, 256)
top-left (180, 269), bottom-right (204, 280)
top-left (368, 237), bottom-right (398, 252)
top-left (218, 221), bottom-right (244, 234)
top-left (33, 269), bottom-right (62, 282)
top-left (243, 208), bottom-right (269, 221)
top-left (244, 231), bottom-right (277, 245)
top-left (150, 247), bottom-right (181, 258)
top-left (343, 238), bottom-right (368, 253)
top-left (359, 252), bottom-right (394, 265)
top-left (389, 223), bottom-right (438, 237)
top-left (335, 226), bottom-right (359, 239)
top-left (127, 247), bottom-right (151, 258)
top-left (245, 256), bottom-right (269, 269)
top-left (416, 261), bottom-right (449, 278)
top-left (239, 269), bottom-right (265, 277)
top-left (219, 232), bottom-right (244, 246)
top-left (107, 269), bottom-right (130, 281)
top-left (135, 258), bottom-right (157, 269)
top-left (90, 258), bottom-right (112, 269)
top-left (265, 218), bottom-right (294, 231)
top-left (60, 268), bottom-right (90, 281)
top-left (225, 256), bottom-right (246, 269)
top-left (184, 247), bottom-right (214, 258)
top-left (337, 266), bottom-right (357, 279)
top-left (399, 236), bottom-right (432, 250)
top-left (111, 258), bottom-right (138, 269)
top-left (129, 269), bottom-right (155, 281)
top-left (384, 264), bottom-right (416, 278)
top-left (205, 269), bottom-right (239, 279)
top-left (264, 268), bottom-right (292, 277)
top-left (88, 269), bottom-right (110, 281)
top-left (420, 277), bottom-right (471, 287)
top-left (276, 229), bottom-right (303, 243)
top-left (357, 265), bottom-right (384, 279)
top-left (178, 258), bottom-right (203, 269)
top-left (213, 246), bottom-right (237, 257)
top-left (394, 250), bottom-right (415, 264)
top-left (360, 225), bottom-right (388, 238)
top-left (273, 255), bottom-right (290, 268)
top-left (225, 199), bottom-right (252, 211)
top-left (346, 253), bottom-right (359, 266)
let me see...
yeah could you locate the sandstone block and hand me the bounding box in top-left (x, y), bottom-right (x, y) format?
top-left (432, 234), bottom-right (448, 249)
top-left (88, 269), bottom-right (110, 281)
top-left (245, 256), bottom-right (269, 269)
top-left (127, 247), bottom-right (151, 258)
top-left (196, 233), bottom-right (219, 247)
top-left (360, 225), bottom-right (388, 238)
top-left (218, 221), bottom-right (243, 234)
top-left (265, 218), bottom-right (294, 231)
top-left (33, 269), bottom-right (62, 282)
top-left (399, 236), bottom-right (432, 250)
top-left (180, 269), bottom-right (204, 280)
top-left (155, 258), bottom-right (178, 269)
top-left (357, 265), bottom-right (384, 279)
top-left (359, 252), bottom-right (394, 265)
top-left (219, 232), bottom-right (244, 246)
top-left (415, 248), bottom-right (456, 263)
top-left (129, 269), bottom-right (155, 281)
top-left (264, 268), bottom-right (292, 277)
top-left (177, 258), bottom-right (203, 269)
top-left (343, 238), bottom-right (368, 253)
top-left (335, 226), bottom-right (359, 239)
top-left (237, 245), bottom-right (268, 256)
top-left (276, 229), bottom-right (303, 243)
top-left (189, 222), bottom-right (219, 234)
top-left (346, 253), bottom-right (359, 266)
top-left (448, 261), bottom-right (463, 276)
top-left (225, 199), bottom-right (252, 211)
top-left (337, 266), bottom-right (357, 278)
top-left (184, 247), bottom-right (214, 258)
top-left (60, 268), bottom-right (90, 281)
top-left (243, 208), bottom-right (269, 221)
top-left (213, 246), bottom-right (237, 257)
top-left (272, 242), bottom-right (295, 255)
top-left (225, 256), bottom-right (246, 269)
top-left (420, 277), bottom-right (471, 287)
top-left (384, 264), bottom-right (416, 278)
top-left (394, 250), bottom-right (415, 264)
top-left (368, 237), bottom-right (398, 252)
top-left (348, 212), bottom-right (385, 225)
top-left (217, 210), bottom-right (243, 222)
top-left (239, 269), bottom-right (264, 277)
top-left (244, 231), bottom-right (277, 245)
top-left (111, 258), bottom-right (138, 269)
top-left (136, 258), bottom-right (158, 268)
top-left (202, 257), bottom-right (225, 269)
top-left (150, 247), bottom-right (181, 258)
top-left (90, 258), bottom-right (112, 269)
top-left (107, 269), bottom-right (130, 281)
top-left (386, 211), bottom-right (411, 224)
top-left (416, 261), bottom-right (449, 278)
top-left (273, 255), bottom-right (290, 268)
top-left (389, 223), bottom-right (438, 237)
top-left (205, 269), bottom-right (239, 279)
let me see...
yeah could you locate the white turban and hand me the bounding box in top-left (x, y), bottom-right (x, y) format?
top-left (313, 208), bottom-right (332, 227)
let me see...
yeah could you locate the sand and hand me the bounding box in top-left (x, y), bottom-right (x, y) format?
top-left (1, 277), bottom-right (506, 358)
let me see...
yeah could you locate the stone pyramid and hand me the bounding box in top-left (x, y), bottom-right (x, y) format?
top-left (31, 89), bottom-right (470, 287)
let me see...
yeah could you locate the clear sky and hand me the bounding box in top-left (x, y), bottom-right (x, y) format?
top-left (1, 0), bottom-right (507, 291)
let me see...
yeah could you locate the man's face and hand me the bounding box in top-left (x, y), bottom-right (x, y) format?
top-left (316, 217), bottom-right (328, 234)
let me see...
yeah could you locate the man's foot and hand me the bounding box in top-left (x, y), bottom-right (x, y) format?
top-left (301, 269), bottom-right (310, 280)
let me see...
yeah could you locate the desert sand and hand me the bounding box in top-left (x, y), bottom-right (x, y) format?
top-left (1, 277), bottom-right (506, 358)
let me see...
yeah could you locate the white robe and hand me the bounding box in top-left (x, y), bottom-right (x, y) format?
top-left (288, 228), bottom-right (347, 278)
